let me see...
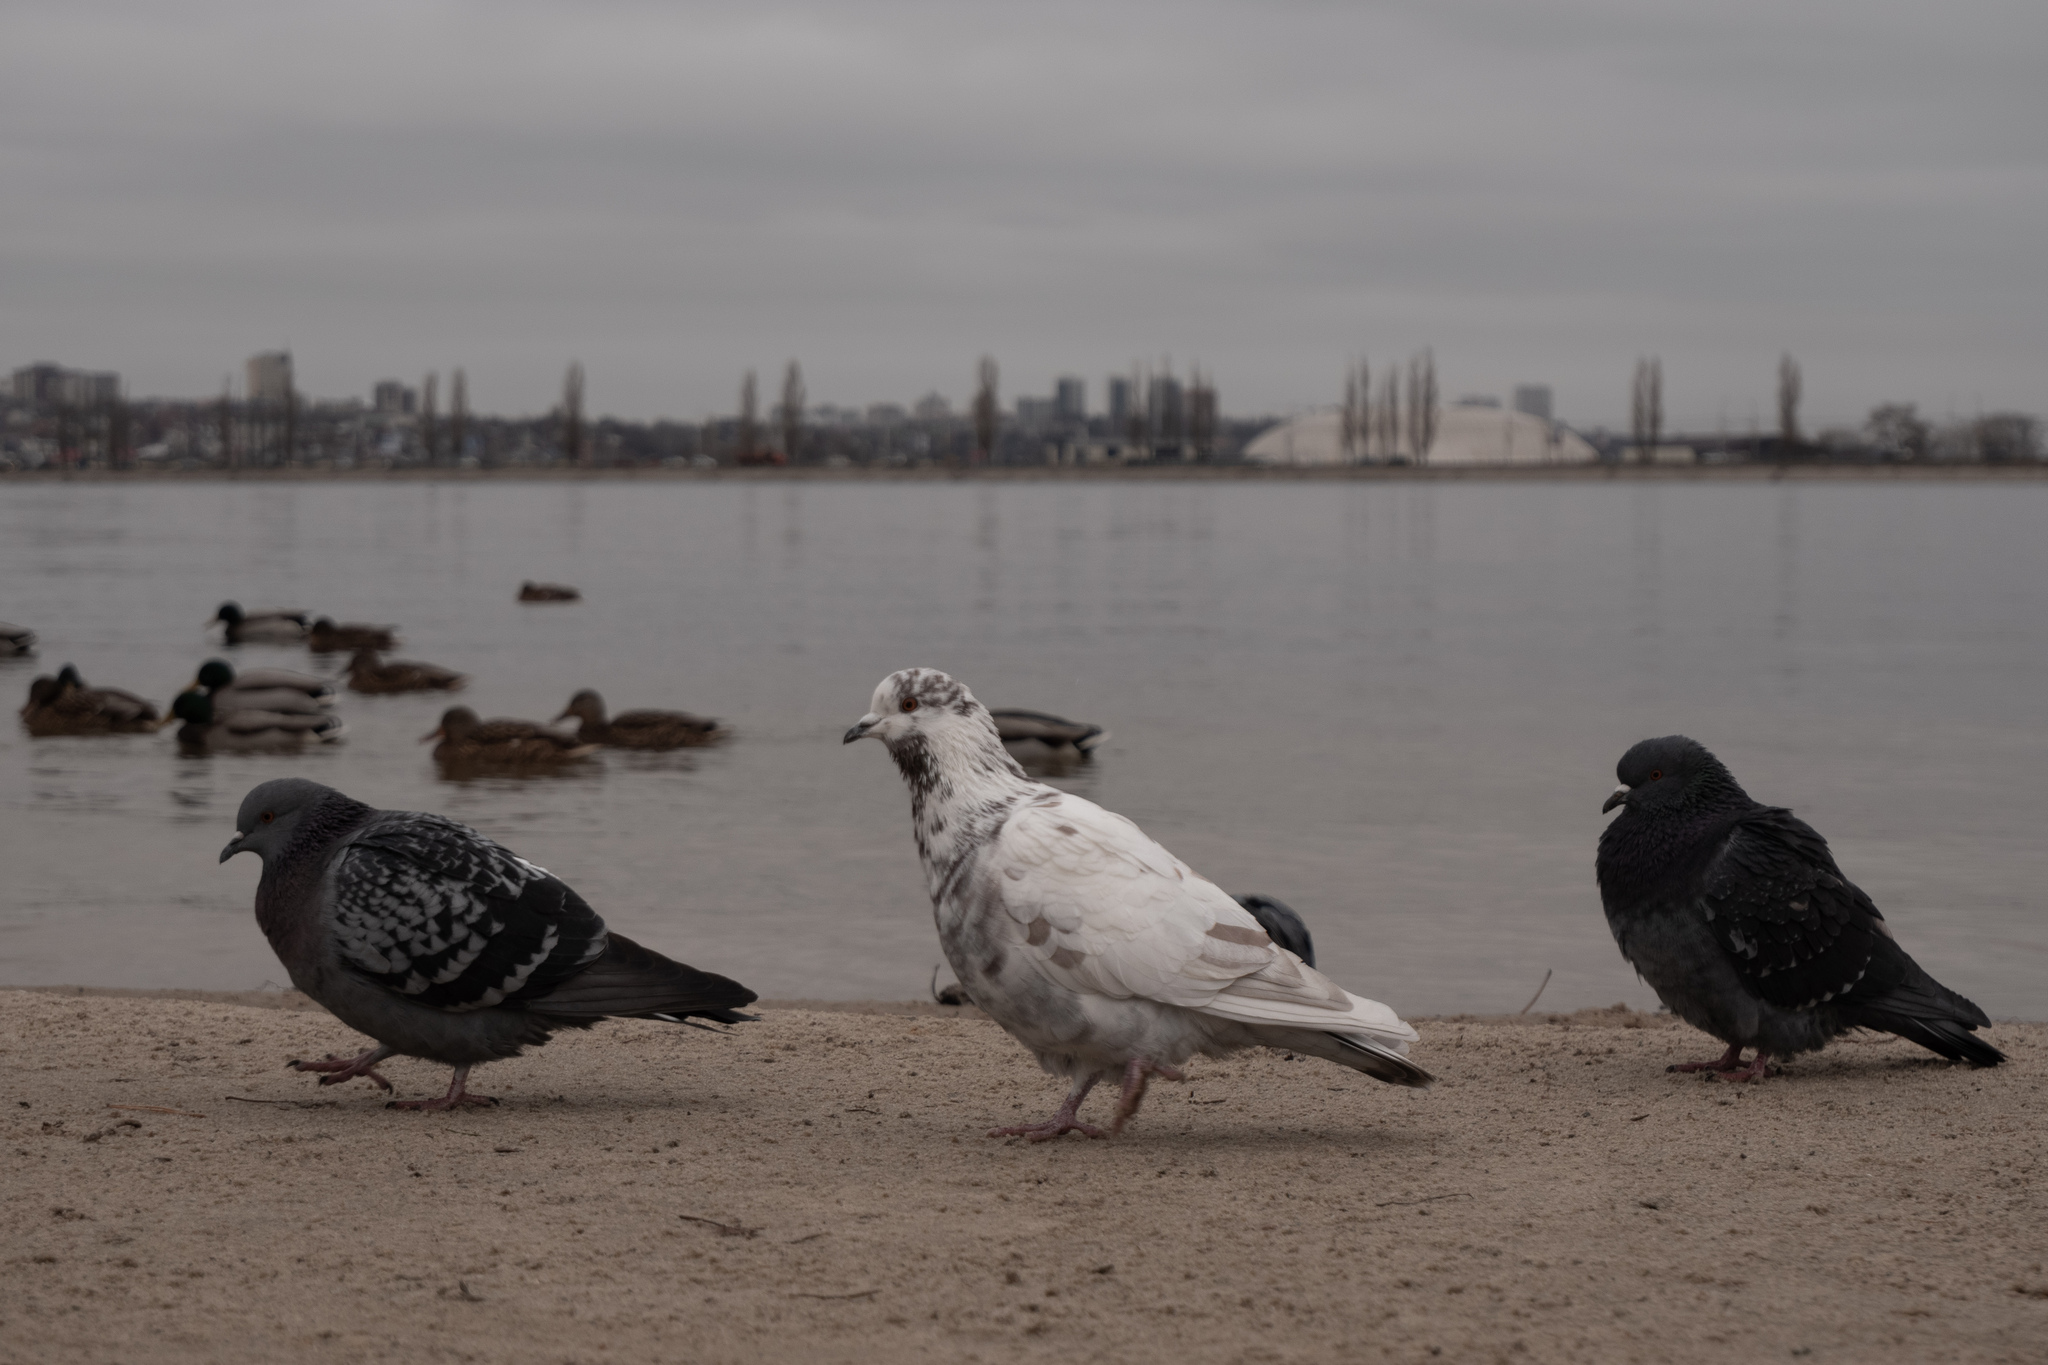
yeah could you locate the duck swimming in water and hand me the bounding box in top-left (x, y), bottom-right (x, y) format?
top-left (343, 648), bottom-right (466, 694)
top-left (212, 602), bottom-right (310, 645)
top-left (20, 665), bottom-right (162, 736)
top-left (553, 690), bottom-right (727, 750)
top-left (423, 706), bottom-right (597, 768)
top-left (172, 688), bottom-right (345, 752)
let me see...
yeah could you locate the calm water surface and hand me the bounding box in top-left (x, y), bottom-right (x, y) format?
top-left (2, 478), bottom-right (2043, 1017)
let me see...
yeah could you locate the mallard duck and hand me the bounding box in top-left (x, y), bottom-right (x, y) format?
top-left (518, 581), bottom-right (581, 602)
top-left (423, 706), bottom-right (597, 766)
top-left (553, 689), bottom-right (727, 749)
top-left (171, 688), bottom-right (345, 751)
top-left (989, 708), bottom-right (1107, 754)
top-left (0, 621), bottom-right (35, 655)
top-left (212, 602), bottom-right (310, 644)
top-left (193, 658), bottom-right (334, 714)
top-left (343, 648), bottom-right (466, 694)
top-left (307, 617), bottom-right (397, 653)
top-left (20, 664), bottom-right (162, 736)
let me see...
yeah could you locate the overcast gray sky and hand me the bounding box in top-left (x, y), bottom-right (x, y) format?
top-left (3, 1), bottom-right (2042, 430)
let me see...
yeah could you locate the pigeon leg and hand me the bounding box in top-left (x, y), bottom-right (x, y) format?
top-left (988, 1076), bottom-right (1109, 1142)
top-left (288, 1046), bottom-right (396, 1091)
top-left (1667, 1044), bottom-right (1746, 1075)
top-left (1713, 1050), bottom-right (1775, 1083)
top-left (1109, 1057), bottom-right (1188, 1136)
top-left (387, 1065), bottom-right (500, 1112)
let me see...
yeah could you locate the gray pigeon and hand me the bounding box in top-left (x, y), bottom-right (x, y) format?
top-left (221, 778), bottom-right (756, 1109)
top-left (846, 667), bottom-right (1428, 1143)
top-left (1232, 895), bottom-right (1316, 968)
top-left (0, 621), bottom-right (35, 655)
top-left (1597, 735), bottom-right (2003, 1081)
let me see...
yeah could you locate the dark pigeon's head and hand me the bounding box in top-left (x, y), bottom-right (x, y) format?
top-left (1603, 735), bottom-right (1739, 815)
top-left (222, 778), bottom-right (341, 865)
top-left (195, 659), bottom-right (235, 691)
top-left (214, 602), bottom-right (244, 626)
top-left (172, 689), bottom-right (213, 726)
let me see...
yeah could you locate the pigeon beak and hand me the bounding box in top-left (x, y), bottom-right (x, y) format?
top-left (1602, 784), bottom-right (1631, 814)
top-left (219, 831), bottom-right (247, 863)
top-left (842, 713), bottom-right (882, 744)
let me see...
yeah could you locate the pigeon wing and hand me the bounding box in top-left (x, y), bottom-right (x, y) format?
top-left (327, 812), bottom-right (607, 1012)
top-left (1698, 808), bottom-right (1884, 1010)
top-left (986, 795), bottom-right (1416, 1046)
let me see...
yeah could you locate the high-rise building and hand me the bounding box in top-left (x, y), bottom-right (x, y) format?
top-left (372, 380), bottom-right (416, 415)
top-left (1054, 377), bottom-right (1085, 423)
top-left (11, 363), bottom-right (119, 407)
top-left (1015, 396), bottom-right (1055, 428)
top-left (1513, 385), bottom-right (1553, 421)
top-left (1147, 373), bottom-right (1184, 442)
top-left (247, 351), bottom-right (294, 406)
top-left (1106, 376), bottom-right (1133, 430)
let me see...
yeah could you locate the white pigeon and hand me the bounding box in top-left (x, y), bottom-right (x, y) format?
top-left (845, 667), bottom-right (1431, 1142)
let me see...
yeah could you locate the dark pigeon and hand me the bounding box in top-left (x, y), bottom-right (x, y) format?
top-left (221, 778), bottom-right (756, 1109)
top-left (1232, 895), bottom-right (1316, 968)
top-left (1596, 735), bottom-right (2003, 1081)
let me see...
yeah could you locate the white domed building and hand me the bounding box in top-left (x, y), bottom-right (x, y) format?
top-left (1243, 401), bottom-right (1595, 466)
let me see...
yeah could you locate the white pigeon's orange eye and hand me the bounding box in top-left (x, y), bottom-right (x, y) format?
top-left (260, 811), bottom-right (275, 823)
top-left (900, 697), bottom-right (919, 713)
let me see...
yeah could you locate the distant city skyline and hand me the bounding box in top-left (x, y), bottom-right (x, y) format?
top-left (2, 2), bottom-right (2041, 430)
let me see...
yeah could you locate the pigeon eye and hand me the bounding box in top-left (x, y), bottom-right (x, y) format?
top-left (1648, 770), bottom-right (1663, 782)
top-left (900, 698), bottom-right (919, 714)
top-left (260, 811), bottom-right (275, 823)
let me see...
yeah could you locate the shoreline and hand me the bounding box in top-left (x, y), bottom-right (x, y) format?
top-left (3, 987), bottom-right (2041, 1363)
top-left (6, 461), bottom-right (2047, 486)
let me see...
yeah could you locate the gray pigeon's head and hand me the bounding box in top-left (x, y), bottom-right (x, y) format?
top-left (1603, 735), bottom-right (1737, 815)
top-left (222, 778), bottom-right (341, 864)
top-left (842, 667), bottom-right (988, 747)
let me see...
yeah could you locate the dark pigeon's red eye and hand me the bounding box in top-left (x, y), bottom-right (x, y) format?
top-left (900, 698), bottom-right (918, 713)
top-left (1648, 770), bottom-right (1663, 782)
top-left (261, 811), bottom-right (275, 823)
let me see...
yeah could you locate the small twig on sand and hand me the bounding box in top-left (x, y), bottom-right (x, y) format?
top-left (224, 1096), bottom-right (337, 1108)
top-left (109, 1104), bottom-right (206, 1118)
top-left (1375, 1192), bottom-right (1473, 1208)
top-left (791, 1288), bottom-right (880, 1301)
top-left (788, 1233), bottom-right (828, 1245)
top-left (1519, 969), bottom-right (1554, 1015)
top-left (438, 1281), bottom-right (485, 1302)
top-left (679, 1214), bottom-right (758, 1238)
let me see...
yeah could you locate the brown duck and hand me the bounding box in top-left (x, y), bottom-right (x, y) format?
top-left (308, 617), bottom-right (398, 653)
top-left (554, 690), bottom-right (728, 749)
top-left (21, 665), bottom-right (162, 736)
top-left (423, 706), bottom-right (597, 766)
top-left (518, 582), bottom-right (580, 602)
top-left (344, 648), bottom-right (467, 694)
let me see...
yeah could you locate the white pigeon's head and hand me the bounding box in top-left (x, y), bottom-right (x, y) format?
top-left (842, 667), bottom-right (992, 748)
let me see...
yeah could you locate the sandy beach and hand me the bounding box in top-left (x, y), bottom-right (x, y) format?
top-left (2, 988), bottom-right (2042, 1365)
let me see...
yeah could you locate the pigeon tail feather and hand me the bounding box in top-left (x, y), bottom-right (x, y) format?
top-left (522, 932), bottom-right (758, 1023)
top-left (1838, 959), bottom-right (2003, 1066)
top-left (1254, 1028), bottom-right (1435, 1088)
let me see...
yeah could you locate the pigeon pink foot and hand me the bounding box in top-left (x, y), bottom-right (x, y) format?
top-left (1711, 1050), bottom-right (1775, 1083)
top-left (1110, 1057), bottom-right (1187, 1135)
top-left (990, 1077), bottom-right (1107, 1142)
top-left (387, 1065), bottom-right (499, 1112)
top-left (1667, 1044), bottom-right (1745, 1075)
top-left (289, 1046), bottom-right (395, 1091)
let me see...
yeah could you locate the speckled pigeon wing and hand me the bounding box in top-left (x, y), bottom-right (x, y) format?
top-left (987, 794), bottom-right (1415, 1043)
top-left (326, 812), bottom-right (607, 1012)
top-left (1697, 809), bottom-right (1883, 1011)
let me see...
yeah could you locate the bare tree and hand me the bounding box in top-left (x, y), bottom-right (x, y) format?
top-left (779, 360), bottom-right (806, 463)
top-left (1631, 356), bottom-right (1663, 464)
top-left (1124, 363), bottom-right (1148, 456)
top-left (737, 369), bottom-right (758, 464)
top-left (1864, 403), bottom-right (1927, 462)
top-left (218, 381), bottom-right (235, 469)
top-left (450, 369), bottom-right (469, 465)
top-left (972, 355), bottom-right (999, 461)
top-left (1189, 367), bottom-right (1217, 462)
top-left (1379, 367), bottom-right (1400, 460)
top-left (420, 372), bottom-right (440, 464)
top-left (1777, 353), bottom-right (1802, 451)
top-left (1406, 349), bottom-right (1438, 464)
top-left (561, 362), bottom-right (585, 465)
top-left (1355, 359), bottom-right (1369, 463)
top-left (282, 384), bottom-right (298, 468)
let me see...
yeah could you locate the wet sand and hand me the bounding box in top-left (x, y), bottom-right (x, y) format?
top-left (2, 988), bottom-right (2042, 1364)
